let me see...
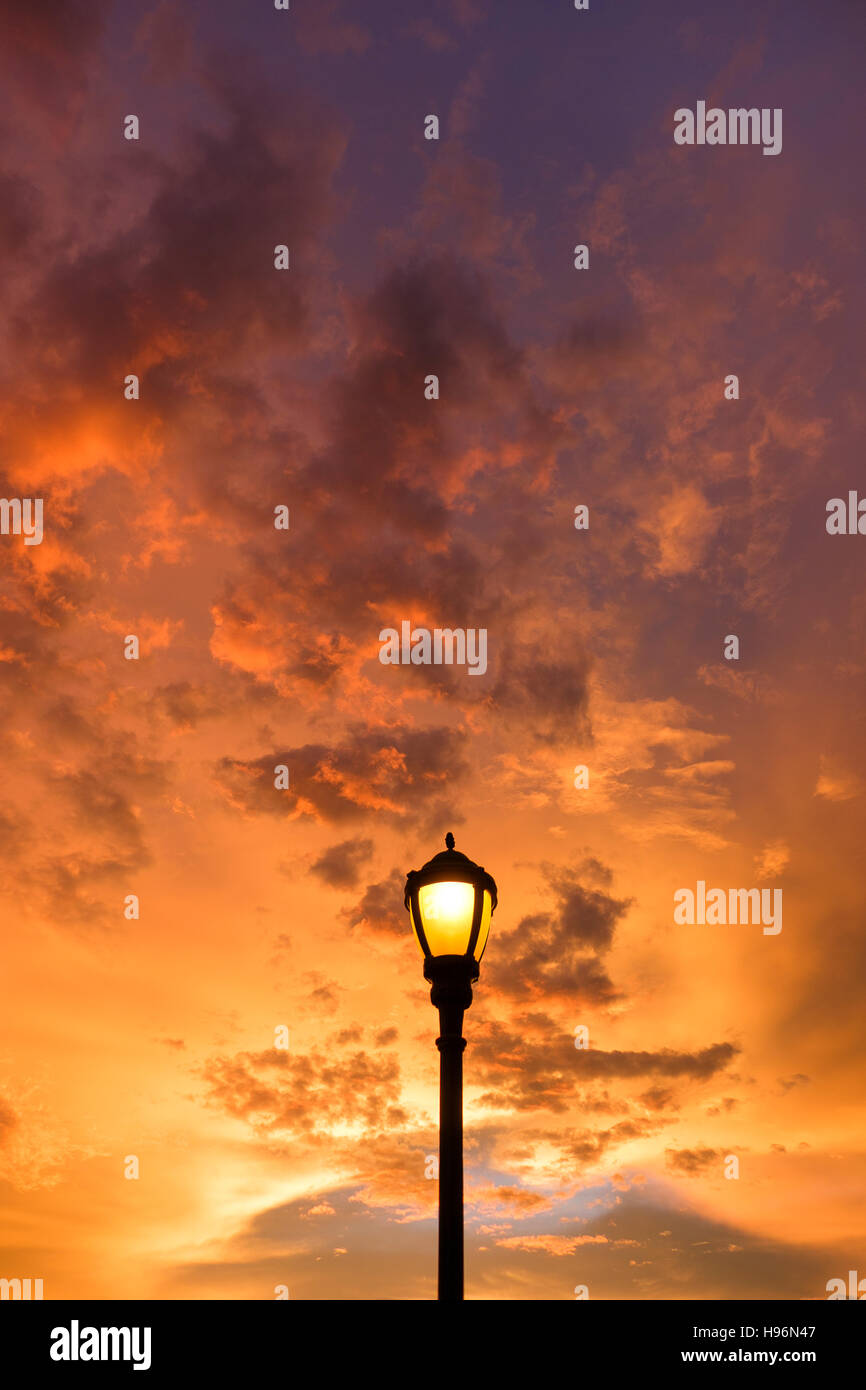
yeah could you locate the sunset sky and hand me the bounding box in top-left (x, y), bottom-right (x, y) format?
top-left (1, 0), bottom-right (864, 1300)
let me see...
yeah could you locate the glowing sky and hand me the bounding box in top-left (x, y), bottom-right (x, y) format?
top-left (1, 0), bottom-right (864, 1300)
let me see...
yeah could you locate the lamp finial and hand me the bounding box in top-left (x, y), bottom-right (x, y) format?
top-left (445, 832), bottom-right (455, 850)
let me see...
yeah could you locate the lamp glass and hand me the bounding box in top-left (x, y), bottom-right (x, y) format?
top-left (473, 888), bottom-right (493, 963)
top-left (416, 880), bottom-right (475, 957)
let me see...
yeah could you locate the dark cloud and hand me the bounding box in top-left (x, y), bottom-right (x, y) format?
top-left (478, 1184), bottom-right (551, 1214)
top-left (12, 58), bottom-right (343, 396)
top-left (307, 978), bottom-right (341, 1016)
top-left (215, 724), bottom-right (468, 828)
top-left (310, 837), bottom-right (374, 890)
top-left (161, 1182), bottom-right (437, 1299)
top-left (50, 767), bottom-right (160, 840)
top-left (563, 1117), bottom-right (664, 1166)
top-left (303, 248), bottom-right (526, 518)
top-left (159, 1181), bottom-right (846, 1302)
top-left (472, 1015), bottom-right (739, 1114)
top-left (550, 312), bottom-right (643, 391)
top-left (705, 1096), bottom-right (737, 1116)
top-left (148, 682), bottom-right (217, 732)
top-left (639, 1087), bottom-right (676, 1113)
top-left (0, 805), bottom-right (27, 855)
top-left (0, 0), bottom-right (109, 61)
top-left (571, 1043), bottom-right (740, 1082)
top-left (0, 723), bottom-right (170, 928)
top-left (488, 644), bottom-right (593, 743)
top-left (327, 1020), bottom-right (403, 1058)
top-left (201, 1044), bottom-right (405, 1137)
top-left (135, 1), bottom-right (194, 82)
top-left (34, 851), bottom-right (147, 928)
top-left (778, 1073), bottom-right (810, 1092)
top-left (665, 1146), bottom-right (726, 1176)
top-left (296, 0), bottom-right (371, 56)
top-left (0, 0), bottom-right (111, 117)
top-left (485, 861), bottom-right (631, 1003)
top-left (0, 171), bottom-right (42, 256)
top-left (196, 246), bottom-right (574, 716)
top-left (344, 869), bottom-right (407, 938)
top-left (0, 1096), bottom-right (19, 1144)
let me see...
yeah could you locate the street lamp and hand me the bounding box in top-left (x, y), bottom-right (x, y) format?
top-left (404, 832), bottom-right (498, 1302)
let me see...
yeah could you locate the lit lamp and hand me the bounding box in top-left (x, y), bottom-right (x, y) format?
top-left (404, 832), bottom-right (498, 1301)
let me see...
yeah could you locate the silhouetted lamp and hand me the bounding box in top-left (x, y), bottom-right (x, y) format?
top-left (404, 833), bottom-right (498, 1302)
top-left (406, 831), bottom-right (497, 970)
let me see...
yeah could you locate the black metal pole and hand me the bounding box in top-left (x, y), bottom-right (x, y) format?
top-left (436, 996), bottom-right (466, 1302)
top-left (426, 956), bottom-right (475, 1302)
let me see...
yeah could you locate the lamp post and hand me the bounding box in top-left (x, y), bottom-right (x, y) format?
top-left (404, 832), bottom-right (498, 1302)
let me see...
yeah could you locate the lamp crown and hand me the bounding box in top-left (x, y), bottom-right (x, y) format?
top-left (404, 835), bottom-right (498, 914)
